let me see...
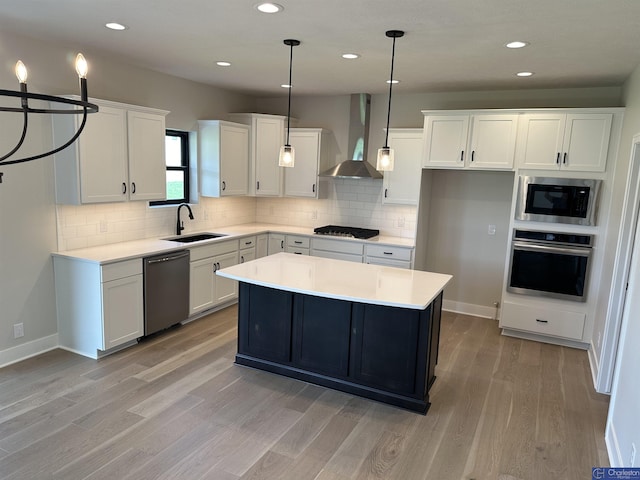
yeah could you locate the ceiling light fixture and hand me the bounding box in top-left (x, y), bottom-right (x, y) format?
top-left (386, 79), bottom-right (400, 84)
top-left (516, 71), bottom-right (534, 77)
top-left (256, 3), bottom-right (283, 13)
top-left (216, 61), bottom-right (231, 67)
top-left (506, 41), bottom-right (529, 49)
top-left (377, 29), bottom-right (404, 173)
top-left (279, 39), bottom-right (300, 168)
top-left (105, 22), bottom-right (127, 30)
top-left (0, 53), bottom-right (98, 183)
top-left (342, 53), bottom-right (360, 60)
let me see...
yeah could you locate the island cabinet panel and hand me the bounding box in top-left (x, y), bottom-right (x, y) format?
top-left (238, 284), bottom-right (293, 363)
top-left (350, 304), bottom-right (421, 395)
top-left (292, 295), bottom-right (352, 377)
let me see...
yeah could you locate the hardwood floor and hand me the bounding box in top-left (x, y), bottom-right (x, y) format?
top-left (0, 306), bottom-right (609, 480)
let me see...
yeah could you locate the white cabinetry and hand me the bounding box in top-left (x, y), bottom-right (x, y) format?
top-left (256, 234), bottom-right (269, 258)
top-left (229, 113), bottom-right (286, 196)
top-left (500, 301), bottom-right (586, 341)
top-left (286, 235), bottom-right (310, 255)
top-left (311, 237), bottom-right (364, 263)
top-left (365, 244), bottom-right (413, 269)
top-left (54, 257), bottom-right (144, 358)
top-left (239, 236), bottom-right (257, 263)
top-left (198, 120), bottom-right (250, 197)
top-left (284, 128), bottom-right (330, 198)
top-left (189, 240), bottom-right (239, 315)
top-left (53, 98), bottom-right (168, 204)
top-left (383, 129), bottom-right (423, 205)
top-left (422, 113), bottom-right (518, 170)
top-left (268, 233), bottom-right (286, 255)
top-left (516, 112), bottom-right (613, 172)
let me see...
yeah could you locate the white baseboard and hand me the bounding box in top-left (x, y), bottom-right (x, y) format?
top-left (0, 334), bottom-right (59, 368)
top-left (588, 340), bottom-right (604, 393)
top-left (606, 422), bottom-right (622, 467)
top-left (442, 300), bottom-right (498, 320)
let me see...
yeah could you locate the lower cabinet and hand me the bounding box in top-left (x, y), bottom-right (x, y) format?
top-left (285, 235), bottom-right (310, 255)
top-left (311, 237), bottom-right (364, 263)
top-left (268, 233), bottom-right (286, 255)
top-left (500, 301), bottom-right (586, 341)
top-left (236, 283), bottom-right (442, 413)
top-left (189, 240), bottom-right (239, 315)
top-left (54, 256), bottom-right (144, 359)
top-left (365, 244), bottom-right (413, 269)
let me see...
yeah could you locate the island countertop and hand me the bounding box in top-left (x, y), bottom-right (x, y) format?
top-left (217, 252), bottom-right (452, 310)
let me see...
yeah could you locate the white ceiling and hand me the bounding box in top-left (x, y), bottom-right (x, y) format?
top-left (2, 0), bottom-right (640, 97)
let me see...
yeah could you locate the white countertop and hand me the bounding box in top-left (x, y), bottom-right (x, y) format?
top-left (52, 223), bottom-right (415, 264)
top-left (217, 252), bottom-right (452, 310)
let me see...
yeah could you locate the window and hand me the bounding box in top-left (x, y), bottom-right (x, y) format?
top-left (150, 129), bottom-right (190, 206)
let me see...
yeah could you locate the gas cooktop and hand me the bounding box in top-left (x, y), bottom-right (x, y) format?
top-left (313, 225), bottom-right (380, 239)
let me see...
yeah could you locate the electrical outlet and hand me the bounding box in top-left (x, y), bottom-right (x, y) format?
top-left (488, 224), bottom-right (496, 235)
top-left (13, 323), bottom-right (24, 338)
top-left (631, 443), bottom-right (636, 467)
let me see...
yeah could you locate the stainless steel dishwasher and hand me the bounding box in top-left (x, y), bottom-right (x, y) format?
top-left (143, 250), bottom-right (190, 336)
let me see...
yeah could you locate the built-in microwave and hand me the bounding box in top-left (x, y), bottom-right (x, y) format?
top-left (514, 176), bottom-right (602, 226)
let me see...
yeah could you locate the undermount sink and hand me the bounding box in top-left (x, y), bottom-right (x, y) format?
top-left (164, 232), bottom-right (227, 243)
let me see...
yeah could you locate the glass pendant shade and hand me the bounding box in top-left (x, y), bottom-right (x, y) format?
top-left (376, 147), bottom-right (394, 171)
top-left (279, 144), bottom-right (295, 167)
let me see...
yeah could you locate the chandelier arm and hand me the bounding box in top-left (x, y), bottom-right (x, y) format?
top-left (0, 107), bottom-right (88, 166)
top-left (0, 109), bottom-right (29, 162)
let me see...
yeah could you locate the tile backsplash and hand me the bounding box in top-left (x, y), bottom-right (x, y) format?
top-left (55, 178), bottom-right (416, 251)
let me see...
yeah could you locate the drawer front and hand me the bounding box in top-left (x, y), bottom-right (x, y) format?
top-left (365, 244), bottom-right (413, 262)
top-left (102, 259), bottom-right (142, 282)
top-left (366, 257), bottom-right (411, 269)
top-left (287, 235), bottom-right (310, 249)
top-left (312, 237), bottom-right (364, 255)
top-left (286, 246), bottom-right (310, 256)
top-left (190, 240), bottom-right (239, 262)
top-left (313, 249), bottom-right (363, 263)
top-left (239, 236), bottom-right (257, 250)
top-left (239, 247), bottom-right (256, 263)
top-left (500, 301), bottom-right (585, 340)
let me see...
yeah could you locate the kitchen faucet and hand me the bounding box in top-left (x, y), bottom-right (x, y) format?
top-left (176, 203), bottom-right (194, 235)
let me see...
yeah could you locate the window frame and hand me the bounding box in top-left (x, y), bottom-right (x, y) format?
top-left (150, 129), bottom-right (190, 207)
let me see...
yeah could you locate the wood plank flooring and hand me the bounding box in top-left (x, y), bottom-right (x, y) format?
top-left (0, 306), bottom-right (610, 480)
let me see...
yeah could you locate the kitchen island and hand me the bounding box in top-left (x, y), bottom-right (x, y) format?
top-left (217, 252), bottom-right (452, 413)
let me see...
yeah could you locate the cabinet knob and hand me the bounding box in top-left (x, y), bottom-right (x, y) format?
top-left (122, 182), bottom-right (127, 194)
top-left (131, 182), bottom-right (136, 194)
top-left (222, 181), bottom-right (226, 191)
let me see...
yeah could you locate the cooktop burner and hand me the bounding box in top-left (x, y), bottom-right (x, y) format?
top-left (313, 225), bottom-right (380, 239)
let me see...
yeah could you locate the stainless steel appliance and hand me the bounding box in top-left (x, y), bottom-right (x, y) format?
top-left (313, 225), bottom-right (380, 239)
top-left (507, 229), bottom-right (593, 302)
top-left (515, 176), bottom-right (601, 226)
top-left (143, 250), bottom-right (190, 336)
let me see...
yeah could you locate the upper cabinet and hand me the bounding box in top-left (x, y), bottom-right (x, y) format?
top-left (422, 112), bottom-right (518, 170)
top-left (198, 120), bottom-right (250, 197)
top-left (284, 128), bottom-right (331, 198)
top-left (382, 129), bottom-right (423, 205)
top-left (229, 113), bottom-right (287, 196)
top-left (53, 98), bottom-right (168, 205)
top-left (516, 112), bottom-right (613, 172)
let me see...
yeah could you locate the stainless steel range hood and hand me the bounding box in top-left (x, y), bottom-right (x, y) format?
top-left (319, 93), bottom-right (383, 179)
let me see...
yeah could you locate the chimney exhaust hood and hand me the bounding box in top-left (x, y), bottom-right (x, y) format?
top-left (319, 93), bottom-right (383, 179)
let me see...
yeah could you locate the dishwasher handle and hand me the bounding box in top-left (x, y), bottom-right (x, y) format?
top-left (146, 250), bottom-right (190, 265)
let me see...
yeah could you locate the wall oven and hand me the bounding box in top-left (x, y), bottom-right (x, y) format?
top-left (515, 176), bottom-right (601, 226)
top-left (507, 229), bottom-right (593, 302)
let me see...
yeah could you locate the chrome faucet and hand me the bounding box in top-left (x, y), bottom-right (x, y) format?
top-left (176, 203), bottom-right (194, 235)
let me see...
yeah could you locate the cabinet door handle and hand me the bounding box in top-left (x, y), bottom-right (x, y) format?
top-left (383, 251), bottom-right (393, 255)
top-left (222, 181), bottom-right (226, 191)
top-left (213, 263), bottom-right (217, 273)
top-left (217, 262), bottom-right (221, 270)
top-left (536, 318), bottom-right (549, 324)
top-left (471, 150), bottom-right (475, 162)
top-left (281, 240), bottom-right (284, 249)
top-left (312, 183), bottom-right (316, 193)
top-left (294, 252), bottom-right (302, 255)
top-left (556, 152), bottom-right (561, 164)
top-left (256, 181), bottom-right (260, 190)
top-left (241, 255), bottom-right (245, 263)
top-left (563, 152), bottom-right (567, 165)
top-left (294, 240), bottom-right (303, 244)
top-left (384, 188), bottom-right (388, 198)
top-left (131, 182), bottom-right (136, 194)
top-left (122, 182), bottom-right (127, 194)
top-left (460, 150), bottom-right (464, 162)
top-left (245, 241), bottom-right (253, 246)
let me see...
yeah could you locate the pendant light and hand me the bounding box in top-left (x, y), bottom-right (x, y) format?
top-left (377, 30), bottom-right (404, 172)
top-left (279, 38), bottom-right (300, 167)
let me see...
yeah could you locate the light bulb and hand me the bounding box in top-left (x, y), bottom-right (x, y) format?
top-left (279, 145), bottom-right (295, 167)
top-left (75, 53), bottom-right (88, 79)
top-left (15, 61), bottom-right (28, 84)
top-left (376, 147), bottom-right (394, 172)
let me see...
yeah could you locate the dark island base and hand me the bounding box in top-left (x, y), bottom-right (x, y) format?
top-left (235, 283), bottom-right (443, 414)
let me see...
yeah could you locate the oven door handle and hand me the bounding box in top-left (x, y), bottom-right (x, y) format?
top-left (512, 241), bottom-right (591, 258)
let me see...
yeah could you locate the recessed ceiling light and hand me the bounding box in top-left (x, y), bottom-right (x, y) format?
top-left (342, 53), bottom-right (360, 60)
top-left (506, 41), bottom-right (529, 49)
top-left (216, 61), bottom-right (231, 67)
top-left (256, 3), bottom-right (283, 13)
top-left (516, 71), bottom-right (534, 77)
top-left (105, 22), bottom-right (127, 31)
top-left (386, 79), bottom-right (400, 84)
